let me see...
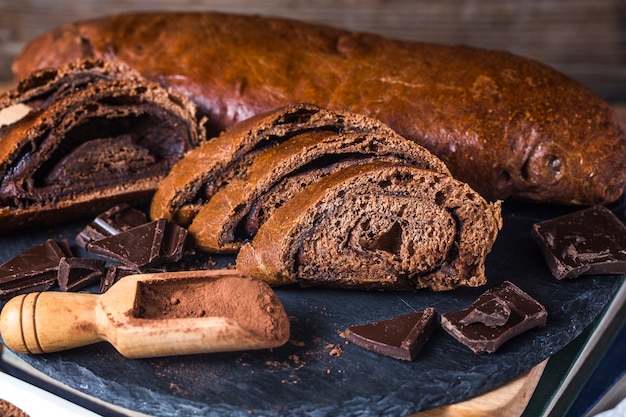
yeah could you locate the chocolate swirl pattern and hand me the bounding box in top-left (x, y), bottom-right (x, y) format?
top-left (0, 61), bottom-right (205, 233)
top-left (236, 162), bottom-right (502, 291)
top-left (0, 59), bottom-right (142, 115)
top-left (188, 129), bottom-right (450, 253)
top-left (150, 103), bottom-right (445, 226)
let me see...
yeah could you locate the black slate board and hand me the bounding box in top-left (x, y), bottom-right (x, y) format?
top-left (1, 200), bottom-right (625, 417)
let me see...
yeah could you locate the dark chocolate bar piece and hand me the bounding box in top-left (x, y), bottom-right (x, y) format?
top-left (532, 206), bottom-right (626, 280)
top-left (0, 239), bottom-right (72, 299)
top-left (86, 219), bottom-right (187, 271)
top-left (441, 281), bottom-right (547, 354)
top-left (76, 203), bottom-right (148, 248)
top-left (57, 257), bottom-right (107, 292)
top-left (345, 307), bottom-right (438, 361)
top-left (99, 264), bottom-right (135, 294)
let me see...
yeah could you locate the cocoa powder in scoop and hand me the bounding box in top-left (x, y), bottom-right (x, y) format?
top-left (134, 275), bottom-right (289, 341)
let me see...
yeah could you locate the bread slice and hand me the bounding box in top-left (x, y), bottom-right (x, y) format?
top-left (0, 59), bottom-right (142, 114)
top-left (0, 70), bottom-right (205, 233)
top-left (188, 129), bottom-right (450, 253)
top-left (150, 103), bottom-right (414, 226)
top-left (236, 162), bottom-right (502, 291)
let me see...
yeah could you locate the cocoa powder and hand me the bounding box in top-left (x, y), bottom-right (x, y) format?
top-left (134, 275), bottom-right (288, 341)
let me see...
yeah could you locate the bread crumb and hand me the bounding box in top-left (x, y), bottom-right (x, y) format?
top-left (328, 344), bottom-right (343, 357)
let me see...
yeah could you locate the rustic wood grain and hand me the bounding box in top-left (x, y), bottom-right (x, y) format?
top-left (0, 270), bottom-right (290, 358)
top-left (1, 0), bottom-right (625, 101)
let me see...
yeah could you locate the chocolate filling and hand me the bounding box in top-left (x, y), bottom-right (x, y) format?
top-left (0, 62), bottom-right (204, 233)
top-left (161, 103), bottom-right (417, 227)
top-left (1, 101), bottom-right (193, 208)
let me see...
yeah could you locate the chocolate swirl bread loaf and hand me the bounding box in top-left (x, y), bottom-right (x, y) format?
top-left (236, 162), bottom-right (502, 291)
top-left (0, 60), bottom-right (205, 233)
top-left (153, 103), bottom-right (500, 290)
top-left (150, 103), bottom-right (448, 227)
top-left (12, 12), bottom-right (626, 205)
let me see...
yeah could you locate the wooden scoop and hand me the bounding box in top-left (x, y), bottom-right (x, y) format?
top-left (0, 270), bottom-right (290, 358)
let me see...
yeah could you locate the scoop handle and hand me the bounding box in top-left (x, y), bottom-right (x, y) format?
top-left (0, 292), bottom-right (103, 354)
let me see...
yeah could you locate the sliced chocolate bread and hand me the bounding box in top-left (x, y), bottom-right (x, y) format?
top-left (0, 70), bottom-right (205, 233)
top-left (189, 129), bottom-right (450, 253)
top-left (0, 59), bottom-right (142, 115)
top-left (149, 103), bottom-right (416, 226)
top-left (236, 162), bottom-right (502, 291)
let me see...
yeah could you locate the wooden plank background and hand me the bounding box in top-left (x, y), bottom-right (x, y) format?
top-left (0, 0), bottom-right (625, 102)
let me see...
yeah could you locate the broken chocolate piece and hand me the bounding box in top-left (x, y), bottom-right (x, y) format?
top-left (345, 307), bottom-right (438, 361)
top-left (0, 239), bottom-right (72, 299)
top-left (57, 257), bottom-right (106, 292)
top-left (458, 297), bottom-right (511, 327)
top-left (86, 219), bottom-right (188, 271)
top-left (76, 203), bottom-right (148, 248)
top-left (532, 206), bottom-right (626, 280)
top-left (99, 264), bottom-right (135, 294)
top-left (441, 281), bottom-right (547, 354)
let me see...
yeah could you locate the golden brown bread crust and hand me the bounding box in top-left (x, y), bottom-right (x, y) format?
top-left (236, 162), bottom-right (502, 291)
top-left (13, 11), bottom-right (626, 205)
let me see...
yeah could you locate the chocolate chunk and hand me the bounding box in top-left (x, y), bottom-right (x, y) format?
top-left (99, 264), bottom-right (135, 294)
top-left (345, 307), bottom-right (438, 361)
top-left (76, 203), bottom-right (148, 248)
top-left (86, 219), bottom-right (187, 271)
top-left (441, 281), bottom-right (547, 354)
top-left (458, 297), bottom-right (511, 327)
top-left (0, 239), bottom-right (72, 299)
top-left (57, 257), bottom-right (106, 292)
top-left (532, 206), bottom-right (626, 280)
